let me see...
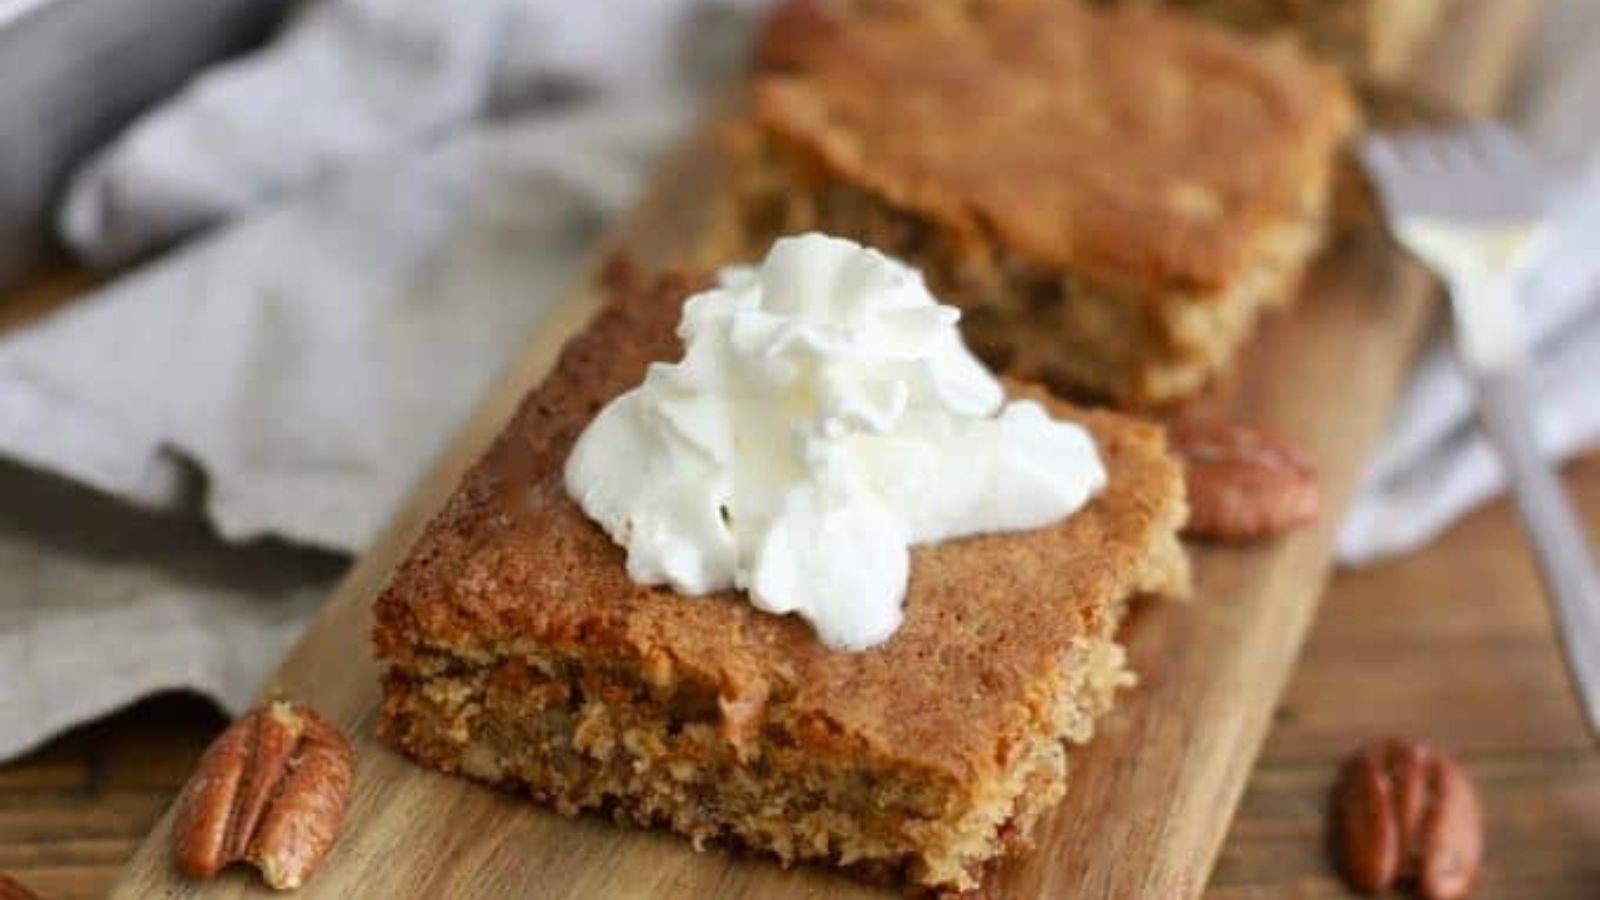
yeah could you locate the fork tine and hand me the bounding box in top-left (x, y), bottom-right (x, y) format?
top-left (1360, 123), bottom-right (1549, 223)
top-left (1476, 128), bottom-right (1548, 192)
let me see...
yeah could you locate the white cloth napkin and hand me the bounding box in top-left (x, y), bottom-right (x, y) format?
top-left (0, 0), bottom-right (1596, 759)
top-left (12, 101), bottom-right (689, 553)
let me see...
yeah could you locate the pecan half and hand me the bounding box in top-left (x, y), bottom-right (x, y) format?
top-left (0, 872), bottom-right (39, 900)
top-left (1169, 419), bottom-right (1319, 540)
top-left (173, 700), bottom-right (354, 890)
top-left (1334, 739), bottom-right (1484, 900)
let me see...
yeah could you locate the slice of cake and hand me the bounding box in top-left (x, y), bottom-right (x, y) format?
top-left (375, 257), bottom-right (1189, 895)
top-left (1094, 0), bottom-right (1459, 82)
top-left (731, 0), bottom-right (1356, 405)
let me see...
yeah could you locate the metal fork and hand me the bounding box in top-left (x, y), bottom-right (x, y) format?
top-left (1362, 124), bottom-right (1600, 739)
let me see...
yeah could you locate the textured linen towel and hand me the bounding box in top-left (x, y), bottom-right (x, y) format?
top-left (0, 0), bottom-right (1595, 759)
top-left (0, 0), bottom-right (751, 760)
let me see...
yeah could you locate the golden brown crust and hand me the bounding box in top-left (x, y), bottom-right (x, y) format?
top-left (752, 0), bottom-right (1355, 293)
top-left (374, 269), bottom-right (1187, 785)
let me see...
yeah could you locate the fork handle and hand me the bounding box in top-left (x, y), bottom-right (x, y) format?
top-left (1475, 367), bottom-right (1600, 741)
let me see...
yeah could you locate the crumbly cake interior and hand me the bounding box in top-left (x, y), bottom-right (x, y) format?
top-left (375, 271), bottom-right (1192, 896)
top-left (388, 636), bottom-right (1096, 889)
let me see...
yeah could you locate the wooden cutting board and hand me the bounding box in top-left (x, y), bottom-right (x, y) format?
top-left (107, 2), bottom-right (1544, 897)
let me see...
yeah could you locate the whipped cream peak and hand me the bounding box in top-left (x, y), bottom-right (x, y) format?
top-left (565, 233), bottom-right (1106, 651)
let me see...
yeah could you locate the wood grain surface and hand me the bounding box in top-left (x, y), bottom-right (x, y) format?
top-left (8, 0), bottom-right (1560, 897)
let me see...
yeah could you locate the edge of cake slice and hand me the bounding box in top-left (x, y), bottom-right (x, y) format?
top-left (728, 0), bottom-right (1356, 406)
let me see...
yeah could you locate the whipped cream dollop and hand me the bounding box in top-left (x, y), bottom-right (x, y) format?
top-left (564, 233), bottom-right (1106, 651)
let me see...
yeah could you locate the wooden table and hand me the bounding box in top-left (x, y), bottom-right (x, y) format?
top-left (4, 452), bottom-right (1596, 900)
